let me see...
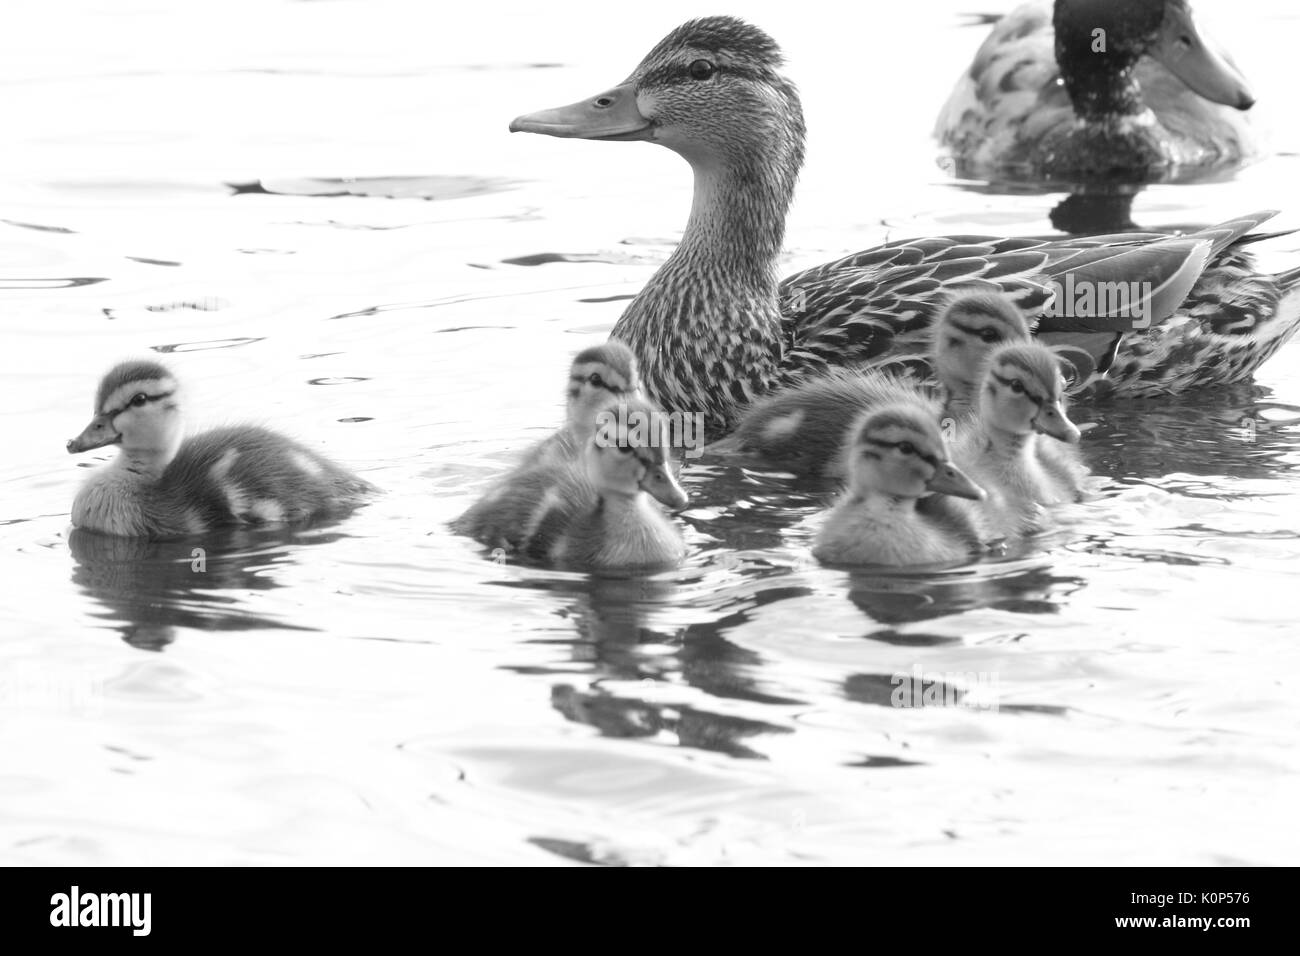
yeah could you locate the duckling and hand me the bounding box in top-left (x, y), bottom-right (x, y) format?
top-left (452, 344), bottom-right (645, 548)
top-left (953, 342), bottom-right (1086, 538)
top-left (812, 399), bottom-right (986, 567)
top-left (724, 291), bottom-right (1031, 477)
top-left (455, 397), bottom-right (688, 570)
top-left (67, 360), bottom-right (375, 538)
top-left (517, 341), bottom-right (642, 469)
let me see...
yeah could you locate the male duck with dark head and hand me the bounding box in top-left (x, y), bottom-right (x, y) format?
top-left (936, 0), bottom-right (1258, 183)
top-left (511, 16), bottom-right (1300, 430)
top-left (812, 400), bottom-right (986, 568)
top-left (68, 360), bottom-right (376, 538)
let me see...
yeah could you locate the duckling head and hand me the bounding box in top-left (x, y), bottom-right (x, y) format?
top-left (510, 16), bottom-right (804, 179)
top-left (1054, 0), bottom-right (1253, 117)
top-left (846, 403), bottom-right (985, 503)
top-left (67, 360), bottom-right (183, 466)
top-left (931, 292), bottom-right (1032, 404)
top-left (566, 341), bottom-right (642, 437)
top-left (977, 343), bottom-right (1081, 443)
top-left (586, 399), bottom-right (689, 510)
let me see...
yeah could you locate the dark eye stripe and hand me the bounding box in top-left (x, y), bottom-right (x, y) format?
top-left (103, 390), bottom-right (173, 418)
top-left (862, 437), bottom-right (940, 469)
top-left (990, 372), bottom-right (1043, 406)
top-left (569, 373), bottom-right (620, 394)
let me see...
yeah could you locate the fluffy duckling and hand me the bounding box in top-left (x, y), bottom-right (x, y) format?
top-left (812, 399), bottom-right (986, 567)
top-left (517, 342), bottom-right (643, 469)
top-left (725, 291), bottom-right (1031, 477)
top-left (67, 360), bottom-right (375, 538)
top-left (455, 397), bottom-right (688, 570)
top-left (953, 342), bottom-right (1085, 538)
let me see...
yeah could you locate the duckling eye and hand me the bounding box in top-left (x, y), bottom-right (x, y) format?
top-left (978, 328), bottom-right (1000, 343)
top-left (1009, 380), bottom-right (1025, 394)
top-left (129, 393), bottom-right (149, 407)
top-left (688, 59), bottom-right (717, 81)
top-left (896, 441), bottom-right (917, 456)
top-left (588, 373), bottom-right (605, 389)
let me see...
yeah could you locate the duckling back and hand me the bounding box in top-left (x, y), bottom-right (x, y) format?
top-left (73, 426), bottom-right (374, 537)
top-left (725, 368), bottom-right (930, 477)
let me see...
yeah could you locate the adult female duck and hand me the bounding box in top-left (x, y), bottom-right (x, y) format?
top-left (510, 17), bottom-right (1300, 437)
top-left (936, 0), bottom-right (1258, 183)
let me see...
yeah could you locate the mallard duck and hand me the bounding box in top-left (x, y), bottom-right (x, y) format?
top-left (722, 291), bottom-right (1031, 476)
top-left (516, 341), bottom-right (643, 469)
top-left (936, 0), bottom-right (1258, 184)
top-left (951, 341), bottom-right (1086, 537)
top-left (454, 396), bottom-right (688, 569)
top-left (67, 360), bottom-right (375, 538)
top-left (812, 400), bottom-right (986, 567)
top-left (510, 16), bottom-right (1300, 433)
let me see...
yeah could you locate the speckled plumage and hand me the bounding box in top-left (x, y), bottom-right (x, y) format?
top-left (722, 292), bottom-right (1034, 477)
top-left (513, 17), bottom-right (1299, 434)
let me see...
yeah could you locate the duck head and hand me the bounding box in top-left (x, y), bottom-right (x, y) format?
top-left (847, 402), bottom-right (985, 503)
top-left (1054, 0), bottom-right (1253, 118)
top-left (67, 360), bottom-right (184, 470)
top-left (586, 398), bottom-right (689, 510)
top-left (510, 16), bottom-right (805, 178)
top-left (566, 341), bottom-right (642, 439)
top-left (978, 343), bottom-right (1081, 443)
top-left (931, 292), bottom-right (1033, 406)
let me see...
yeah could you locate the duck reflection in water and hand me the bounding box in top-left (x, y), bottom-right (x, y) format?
top-left (68, 527), bottom-right (327, 651)
top-left (496, 572), bottom-right (798, 760)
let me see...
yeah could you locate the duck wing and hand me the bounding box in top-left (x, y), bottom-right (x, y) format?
top-left (778, 212), bottom-right (1286, 389)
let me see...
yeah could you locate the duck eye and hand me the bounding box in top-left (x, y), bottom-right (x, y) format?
top-left (1009, 380), bottom-right (1025, 394)
top-left (979, 328), bottom-right (1000, 343)
top-left (130, 393), bottom-right (149, 407)
top-left (688, 59), bottom-right (717, 81)
top-left (896, 441), bottom-right (916, 456)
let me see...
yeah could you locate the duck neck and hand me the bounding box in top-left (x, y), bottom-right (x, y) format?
top-left (853, 488), bottom-right (919, 517)
top-left (611, 138), bottom-right (800, 430)
top-left (1055, 23), bottom-right (1145, 120)
top-left (981, 423), bottom-right (1036, 465)
top-left (112, 446), bottom-right (174, 482)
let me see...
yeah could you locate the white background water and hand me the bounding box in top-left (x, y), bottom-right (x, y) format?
top-left (1, 0), bottom-right (1298, 865)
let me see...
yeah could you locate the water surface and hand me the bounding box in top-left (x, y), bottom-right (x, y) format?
top-left (2, 0), bottom-right (1299, 865)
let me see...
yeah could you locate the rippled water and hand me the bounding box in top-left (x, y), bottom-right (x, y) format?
top-left (3, 0), bottom-right (1300, 865)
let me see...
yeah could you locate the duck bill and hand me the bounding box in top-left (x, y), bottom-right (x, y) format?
top-left (641, 464), bottom-right (688, 510)
top-left (1034, 401), bottom-right (1082, 444)
top-left (1151, 5), bottom-right (1254, 109)
top-left (926, 462), bottom-right (985, 501)
top-left (67, 414), bottom-right (121, 453)
top-left (509, 81), bottom-right (654, 141)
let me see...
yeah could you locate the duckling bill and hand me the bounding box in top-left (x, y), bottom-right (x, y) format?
top-left (68, 360), bottom-right (375, 538)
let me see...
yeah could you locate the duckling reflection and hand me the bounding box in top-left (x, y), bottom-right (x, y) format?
top-left (498, 572), bottom-right (799, 759)
top-left (69, 526), bottom-right (321, 651)
top-left (842, 562), bottom-right (1089, 631)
